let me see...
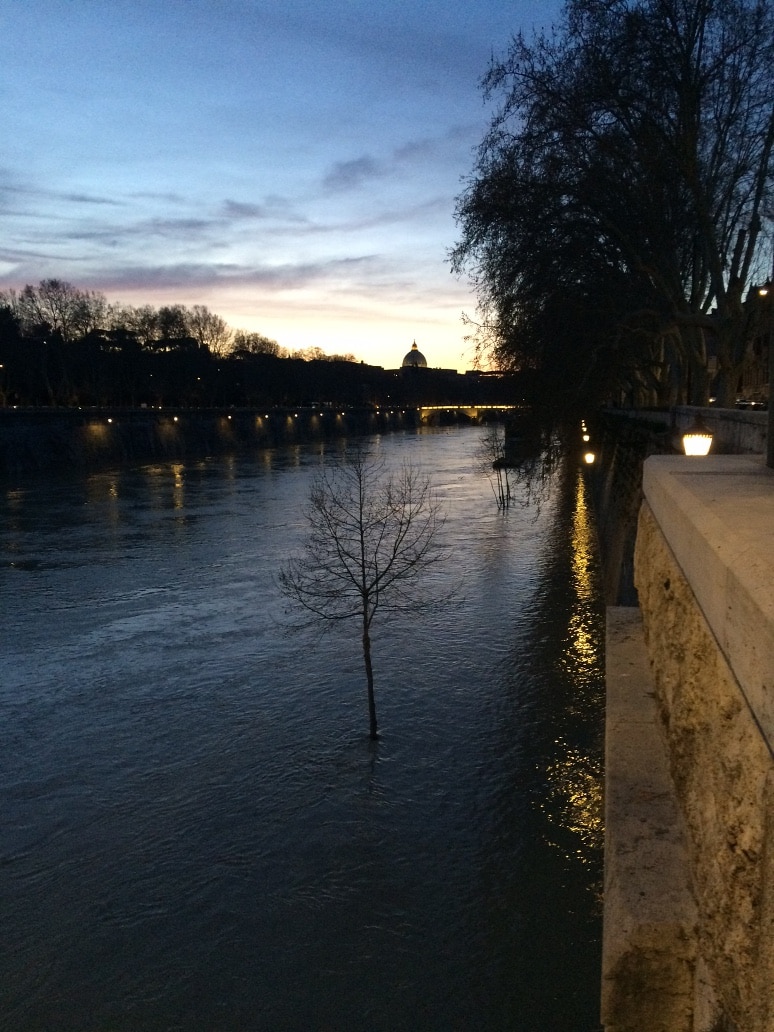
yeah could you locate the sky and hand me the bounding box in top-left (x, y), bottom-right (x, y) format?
top-left (0, 0), bottom-right (561, 371)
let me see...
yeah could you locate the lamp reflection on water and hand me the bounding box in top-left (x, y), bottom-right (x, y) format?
top-left (543, 739), bottom-right (604, 858)
top-left (571, 476), bottom-right (596, 605)
top-left (541, 471), bottom-right (605, 865)
top-left (172, 463), bottom-right (185, 510)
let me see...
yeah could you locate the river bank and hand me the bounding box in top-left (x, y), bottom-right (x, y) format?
top-left (0, 406), bottom-right (436, 475)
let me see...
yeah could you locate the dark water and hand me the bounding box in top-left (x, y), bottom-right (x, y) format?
top-left (1, 428), bottom-right (604, 1032)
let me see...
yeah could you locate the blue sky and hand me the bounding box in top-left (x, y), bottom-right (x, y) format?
top-left (0, 0), bottom-right (561, 370)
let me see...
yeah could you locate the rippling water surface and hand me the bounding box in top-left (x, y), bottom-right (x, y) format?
top-left (1, 427), bottom-right (604, 1031)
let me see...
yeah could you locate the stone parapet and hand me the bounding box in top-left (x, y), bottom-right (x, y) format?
top-left (632, 455), bottom-right (774, 1032)
top-left (641, 455), bottom-right (774, 750)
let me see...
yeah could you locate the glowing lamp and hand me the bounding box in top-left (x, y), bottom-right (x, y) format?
top-left (583, 451), bottom-right (596, 464)
top-left (682, 418), bottom-right (713, 456)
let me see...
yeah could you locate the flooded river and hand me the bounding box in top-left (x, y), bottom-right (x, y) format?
top-left (1, 427), bottom-right (604, 1031)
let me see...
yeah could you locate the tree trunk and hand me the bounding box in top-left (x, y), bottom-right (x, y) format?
top-left (362, 623), bottom-right (378, 740)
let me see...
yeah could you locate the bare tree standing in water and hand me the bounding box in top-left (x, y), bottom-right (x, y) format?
top-left (279, 448), bottom-right (447, 740)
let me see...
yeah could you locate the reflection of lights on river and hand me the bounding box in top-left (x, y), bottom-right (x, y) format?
top-left (565, 611), bottom-right (599, 675)
top-left (560, 474), bottom-right (600, 680)
top-left (571, 474), bottom-right (595, 603)
top-left (543, 470), bottom-right (604, 866)
top-left (172, 462), bottom-right (185, 510)
top-left (542, 740), bottom-right (604, 861)
top-left (84, 471), bottom-right (122, 526)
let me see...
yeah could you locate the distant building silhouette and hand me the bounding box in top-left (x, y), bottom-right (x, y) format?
top-left (401, 341), bottom-right (427, 369)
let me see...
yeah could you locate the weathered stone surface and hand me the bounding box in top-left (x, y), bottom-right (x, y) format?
top-left (640, 455), bottom-right (774, 748)
top-left (602, 607), bottom-right (697, 1032)
top-left (634, 497), bottom-right (774, 1032)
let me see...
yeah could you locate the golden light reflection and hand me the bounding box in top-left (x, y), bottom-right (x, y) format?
top-left (559, 474), bottom-right (600, 680)
top-left (541, 470), bottom-right (605, 867)
top-left (171, 463), bottom-right (185, 510)
top-left (564, 611), bottom-right (600, 671)
top-left (86, 421), bottom-right (109, 444)
top-left (542, 739), bottom-right (604, 861)
top-left (571, 474), bottom-right (595, 603)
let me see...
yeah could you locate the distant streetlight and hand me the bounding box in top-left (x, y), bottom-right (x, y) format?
top-left (682, 416), bottom-right (713, 456)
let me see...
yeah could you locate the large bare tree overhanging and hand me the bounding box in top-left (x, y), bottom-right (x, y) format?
top-left (278, 450), bottom-right (448, 740)
top-left (452, 0), bottom-right (774, 410)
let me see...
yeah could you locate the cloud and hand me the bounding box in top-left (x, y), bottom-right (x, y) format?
top-left (282, 195), bottom-right (454, 237)
top-left (222, 200), bottom-right (267, 220)
top-left (221, 196), bottom-right (308, 225)
top-left (53, 217), bottom-right (216, 245)
top-left (0, 173), bottom-right (123, 210)
top-left (322, 155), bottom-right (385, 193)
top-left (393, 123), bottom-right (480, 165)
top-left (61, 254), bottom-right (384, 295)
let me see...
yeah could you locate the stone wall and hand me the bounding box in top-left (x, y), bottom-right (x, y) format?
top-left (602, 607), bottom-right (698, 1032)
top-left (632, 458), bottom-right (774, 1032)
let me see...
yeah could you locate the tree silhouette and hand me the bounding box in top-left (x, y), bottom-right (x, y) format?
top-left (279, 449), bottom-right (448, 739)
top-left (453, 0), bottom-right (774, 409)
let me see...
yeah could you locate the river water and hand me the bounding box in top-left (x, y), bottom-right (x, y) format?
top-left (1, 426), bottom-right (604, 1032)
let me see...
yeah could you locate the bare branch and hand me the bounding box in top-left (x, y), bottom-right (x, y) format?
top-left (277, 448), bottom-right (451, 739)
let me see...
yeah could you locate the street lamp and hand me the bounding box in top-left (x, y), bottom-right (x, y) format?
top-left (682, 416), bottom-right (713, 456)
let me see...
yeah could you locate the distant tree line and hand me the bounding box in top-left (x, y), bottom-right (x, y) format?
top-left (0, 279), bottom-right (370, 408)
top-left (452, 0), bottom-right (774, 420)
top-left (0, 278), bottom-right (517, 410)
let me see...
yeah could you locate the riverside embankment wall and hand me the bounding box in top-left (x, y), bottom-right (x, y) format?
top-left (0, 406), bottom-right (429, 476)
top-left (595, 410), bottom-right (774, 1032)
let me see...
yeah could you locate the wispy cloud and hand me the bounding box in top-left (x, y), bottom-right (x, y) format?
top-left (221, 196), bottom-right (308, 224)
top-left (67, 254), bottom-right (384, 295)
top-left (393, 123), bottom-right (480, 165)
top-left (0, 176), bottom-right (124, 210)
top-left (222, 200), bottom-right (267, 220)
top-left (322, 155), bottom-right (385, 193)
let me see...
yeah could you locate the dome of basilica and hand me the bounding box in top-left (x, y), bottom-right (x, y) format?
top-left (401, 341), bottom-right (427, 368)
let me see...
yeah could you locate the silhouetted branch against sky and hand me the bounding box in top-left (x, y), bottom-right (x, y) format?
top-left (278, 448), bottom-right (448, 629)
